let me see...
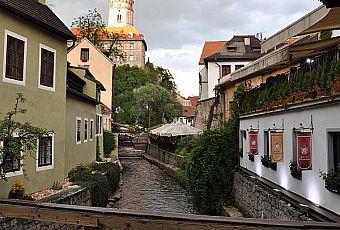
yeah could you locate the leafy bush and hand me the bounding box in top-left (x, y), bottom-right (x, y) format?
top-left (68, 163), bottom-right (121, 207)
top-left (186, 119), bottom-right (239, 215)
top-left (51, 181), bottom-right (63, 190)
top-left (103, 131), bottom-right (116, 157)
top-left (320, 171), bottom-right (340, 194)
top-left (92, 162), bottom-right (121, 193)
top-left (176, 136), bottom-right (195, 156)
top-left (289, 160), bottom-right (302, 180)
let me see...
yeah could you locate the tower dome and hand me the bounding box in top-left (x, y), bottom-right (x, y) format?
top-left (108, 0), bottom-right (134, 27)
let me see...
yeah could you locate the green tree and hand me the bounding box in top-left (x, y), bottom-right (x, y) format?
top-left (134, 84), bottom-right (182, 128)
top-left (0, 94), bottom-right (51, 180)
top-left (113, 64), bottom-right (178, 125)
top-left (71, 9), bottom-right (124, 59)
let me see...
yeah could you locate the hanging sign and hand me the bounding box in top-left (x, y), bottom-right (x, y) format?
top-left (297, 132), bottom-right (312, 170)
top-left (249, 132), bottom-right (259, 155)
top-left (271, 132), bottom-right (284, 163)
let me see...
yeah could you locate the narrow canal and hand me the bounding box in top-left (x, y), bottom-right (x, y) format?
top-left (114, 157), bottom-right (197, 214)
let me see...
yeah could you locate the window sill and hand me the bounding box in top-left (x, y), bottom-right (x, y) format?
top-left (38, 84), bottom-right (55, 92)
top-left (36, 164), bottom-right (53, 172)
top-left (3, 77), bottom-right (25, 86)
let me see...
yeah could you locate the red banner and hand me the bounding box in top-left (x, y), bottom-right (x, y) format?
top-left (271, 132), bottom-right (284, 163)
top-left (297, 132), bottom-right (312, 170)
top-left (249, 132), bottom-right (259, 155)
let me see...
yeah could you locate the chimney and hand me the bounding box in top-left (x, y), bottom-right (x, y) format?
top-left (244, 37), bottom-right (251, 45)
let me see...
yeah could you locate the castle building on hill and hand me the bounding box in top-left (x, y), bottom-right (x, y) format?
top-left (71, 0), bottom-right (147, 67)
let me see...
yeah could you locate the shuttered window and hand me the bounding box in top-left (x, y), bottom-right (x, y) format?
top-left (221, 65), bottom-right (231, 77)
top-left (40, 48), bottom-right (55, 88)
top-left (5, 35), bottom-right (25, 81)
top-left (2, 138), bottom-right (21, 173)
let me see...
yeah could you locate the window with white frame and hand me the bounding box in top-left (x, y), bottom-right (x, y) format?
top-left (129, 55), bottom-right (134, 61)
top-left (2, 138), bottom-right (21, 173)
top-left (84, 118), bottom-right (88, 143)
top-left (3, 30), bottom-right (27, 85)
top-left (90, 119), bottom-right (94, 141)
top-left (76, 117), bottom-right (82, 144)
top-left (39, 44), bottom-right (56, 91)
top-left (37, 136), bottom-right (54, 170)
top-left (96, 115), bottom-right (99, 136)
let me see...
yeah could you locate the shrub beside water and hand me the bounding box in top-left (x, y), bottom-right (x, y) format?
top-left (104, 131), bottom-right (116, 158)
top-left (68, 162), bottom-right (121, 207)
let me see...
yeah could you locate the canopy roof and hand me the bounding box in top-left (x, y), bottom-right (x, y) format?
top-left (261, 5), bottom-right (340, 53)
top-left (150, 123), bottom-right (203, 137)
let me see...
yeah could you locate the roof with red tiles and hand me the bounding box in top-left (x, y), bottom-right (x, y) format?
top-left (199, 41), bottom-right (227, 65)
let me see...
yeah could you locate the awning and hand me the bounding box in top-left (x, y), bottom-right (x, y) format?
top-left (261, 5), bottom-right (340, 53)
top-left (218, 37), bottom-right (340, 86)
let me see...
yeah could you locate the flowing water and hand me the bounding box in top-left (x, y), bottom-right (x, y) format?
top-left (114, 157), bottom-right (197, 214)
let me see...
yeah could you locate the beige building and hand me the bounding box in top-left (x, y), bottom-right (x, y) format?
top-left (70, 0), bottom-right (147, 68)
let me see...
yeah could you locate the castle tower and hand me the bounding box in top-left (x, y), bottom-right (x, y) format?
top-left (108, 0), bottom-right (134, 27)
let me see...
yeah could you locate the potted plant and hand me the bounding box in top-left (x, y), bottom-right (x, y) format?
top-left (270, 161), bottom-right (277, 171)
top-left (261, 155), bottom-right (270, 168)
top-left (320, 171), bottom-right (340, 194)
top-left (289, 160), bottom-right (302, 180)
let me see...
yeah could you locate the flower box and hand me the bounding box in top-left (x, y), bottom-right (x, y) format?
top-left (289, 160), bottom-right (302, 180)
top-left (320, 171), bottom-right (340, 194)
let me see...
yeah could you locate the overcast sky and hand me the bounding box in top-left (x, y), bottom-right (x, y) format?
top-left (52, 0), bottom-right (322, 97)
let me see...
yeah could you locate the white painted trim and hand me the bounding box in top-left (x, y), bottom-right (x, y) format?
top-left (84, 118), bottom-right (88, 143)
top-left (76, 117), bottom-right (82, 145)
top-left (36, 134), bottom-right (55, 172)
top-left (38, 44), bottom-right (57, 92)
top-left (0, 135), bottom-right (24, 178)
top-left (90, 119), bottom-right (94, 141)
top-left (2, 30), bottom-right (27, 86)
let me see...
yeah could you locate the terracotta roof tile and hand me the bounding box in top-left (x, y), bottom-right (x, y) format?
top-left (199, 41), bottom-right (227, 65)
top-left (182, 106), bottom-right (196, 117)
top-left (0, 0), bottom-right (75, 40)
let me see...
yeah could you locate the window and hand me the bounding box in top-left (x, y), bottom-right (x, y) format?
top-left (100, 115), bottom-right (103, 135)
top-left (236, 65), bottom-right (244, 70)
top-left (221, 65), bottom-right (231, 77)
top-left (84, 119), bottom-right (88, 143)
top-left (2, 138), bottom-right (21, 173)
top-left (96, 115), bottom-right (99, 136)
top-left (117, 14), bottom-right (122, 23)
top-left (39, 44), bottom-right (56, 90)
top-left (264, 131), bottom-right (270, 157)
top-left (76, 117), bottom-right (81, 144)
top-left (3, 30), bottom-right (27, 85)
top-left (129, 55), bottom-right (134, 61)
top-left (227, 47), bottom-right (237, 52)
top-left (90, 119), bottom-right (94, 141)
top-left (80, 48), bottom-right (89, 62)
top-left (38, 137), bottom-right (53, 167)
top-left (332, 133), bottom-right (340, 173)
top-left (130, 43), bottom-right (135, 49)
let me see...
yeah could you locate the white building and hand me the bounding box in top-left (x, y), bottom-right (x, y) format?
top-left (108, 0), bottom-right (134, 27)
top-left (198, 36), bottom-right (262, 100)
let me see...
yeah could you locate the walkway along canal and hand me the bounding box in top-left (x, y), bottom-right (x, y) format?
top-left (114, 151), bottom-right (197, 214)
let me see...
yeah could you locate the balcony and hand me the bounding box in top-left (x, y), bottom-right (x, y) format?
top-left (239, 47), bottom-right (340, 115)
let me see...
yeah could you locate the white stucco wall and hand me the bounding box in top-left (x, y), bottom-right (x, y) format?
top-left (199, 64), bottom-right (208, 100)
top-left (207, 61), bottom-right (250, 99)
top-left (240, 102), bottom-right (340, 214)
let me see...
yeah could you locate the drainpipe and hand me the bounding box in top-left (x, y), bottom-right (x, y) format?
top-left (215, 62), bottom-right (222, 83)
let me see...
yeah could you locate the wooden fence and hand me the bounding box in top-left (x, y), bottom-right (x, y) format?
top-left (1, 200), bottom-right (340, 230)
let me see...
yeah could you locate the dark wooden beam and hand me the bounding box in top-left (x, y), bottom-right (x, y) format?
top-left (1, 200), bottom-right (340, 230)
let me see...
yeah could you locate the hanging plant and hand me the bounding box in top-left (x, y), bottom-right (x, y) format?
top-left (320, 171), bottom-right (340, 194)
top-left (289, 160), bottom-right (302, 180)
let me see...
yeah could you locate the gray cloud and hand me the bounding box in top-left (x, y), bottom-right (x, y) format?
top-left (52, 0), bottom-right (322, 96)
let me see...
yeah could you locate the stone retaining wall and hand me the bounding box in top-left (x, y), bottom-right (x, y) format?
top-left (147, 144), bottom-right (186, 168)
top-left (233, 169), bottom-right (309, 221)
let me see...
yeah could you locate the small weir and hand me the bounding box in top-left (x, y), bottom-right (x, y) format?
top-left (114, 156), bottom-right (197, 214)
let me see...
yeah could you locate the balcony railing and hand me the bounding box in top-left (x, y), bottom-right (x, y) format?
top-left (240, 47), bottom-right (340, 114)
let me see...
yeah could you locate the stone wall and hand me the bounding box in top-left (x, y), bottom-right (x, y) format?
top-left (194, 97), bottom-right (222, 130)
top-left (233, 169), bottom-right (310, 221)
top-left (0, 187), bottom-right (91, 230)
top-left (147, 144), bottom-right (186, 168)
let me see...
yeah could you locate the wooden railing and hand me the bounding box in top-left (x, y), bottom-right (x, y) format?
top-left (1, 200), bottom-right (340, 230)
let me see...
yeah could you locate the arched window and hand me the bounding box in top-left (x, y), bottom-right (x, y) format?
top-left (117, 14), bottom-right (122, 23)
